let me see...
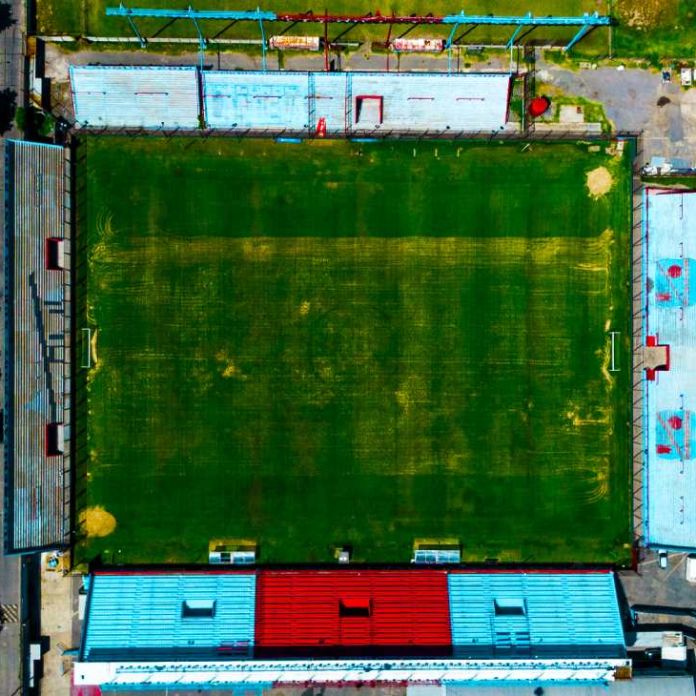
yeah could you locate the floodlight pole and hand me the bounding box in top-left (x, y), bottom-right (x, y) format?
top-left (505, 20), bottom-right (526, 49)
top-left (564, 22), bottom-right (591, 51)
top-left (384, 16), bottom-right (393, 72)
top-left (258, 7), bottom-right (267, 71)
top-left (188, 6), bottom-right (207, 68)
top-left (445, 21), bottom-right (460, 74)
top-left (323, 10), bottom-right (329, 71)
top-left (119, 3), bottom-right (147, 48)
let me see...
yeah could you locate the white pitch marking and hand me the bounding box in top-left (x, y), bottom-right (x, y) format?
top-left (610, 330), bottom-right (620, 372)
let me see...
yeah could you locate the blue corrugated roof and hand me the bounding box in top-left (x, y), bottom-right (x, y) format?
top-left (82, 572), bottom-right (256, 661)
top-left (448, 572), bottom-right (625, 659)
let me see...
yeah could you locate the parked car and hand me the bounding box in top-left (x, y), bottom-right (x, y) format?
top-left (686, 554), bottom-right (696, 583)
top-left (658, 550), bottom-right (668, 569)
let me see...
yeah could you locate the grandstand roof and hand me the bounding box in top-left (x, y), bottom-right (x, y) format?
top-left (448, 571), bottom-right (625, 659)
top-left (203, 71), bottom-right (512, 134)
top-left (4, 140), bottom-right (68, 552)
top-left (643, 188), bottom-right (696, 550)
top-left (255, 570), bottom-right (451, 655)
top-left (70, 65), bottom-right (200, 129)
top-left (81, 572), bottom-right (257, 661)
top-left (79, 569), bottom-right (624, 665)
top-left (68, 66), bottom-right (511, 133)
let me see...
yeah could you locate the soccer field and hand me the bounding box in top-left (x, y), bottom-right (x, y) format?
top-left (75, 137), bottom-right (632, 566)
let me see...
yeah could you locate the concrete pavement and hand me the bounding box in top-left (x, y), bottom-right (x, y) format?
top-left (537, 61), bottom-right (696, 164)
top-left (0, 553), bottom-right (22, 696)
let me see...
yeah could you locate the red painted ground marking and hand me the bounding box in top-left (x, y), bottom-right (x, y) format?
top-left (668, 415), bottom-right (683, 430)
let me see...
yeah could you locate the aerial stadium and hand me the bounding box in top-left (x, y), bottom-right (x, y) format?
top-left (3, 3), bottom-right (695, 693)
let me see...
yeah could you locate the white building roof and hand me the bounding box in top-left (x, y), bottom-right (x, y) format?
top-left (643, 188), bottom-right (696, 550)
top-left (70, 65), bottom-right (200, 129)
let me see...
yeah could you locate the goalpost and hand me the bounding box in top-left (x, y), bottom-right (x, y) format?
top-left (81, 327), bottom-right (91, 368)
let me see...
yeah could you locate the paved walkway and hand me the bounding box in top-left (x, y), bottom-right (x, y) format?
top-left (0, 555), bottom-right (21, 696)
top-left (40, 562), bottom-right (81, 696)
top-left (44, 41), bottom-right (512, 76)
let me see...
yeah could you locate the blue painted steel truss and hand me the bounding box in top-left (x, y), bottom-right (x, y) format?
top-left (107, 4), bottom-right (610, 67)
top-left (106, 3), bottom-right (275, 67)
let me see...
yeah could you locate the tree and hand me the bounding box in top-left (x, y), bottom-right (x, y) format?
top-left (0, 88), bottom-right (17, 134)
top-left (0, 3), bottom-right (15, 32)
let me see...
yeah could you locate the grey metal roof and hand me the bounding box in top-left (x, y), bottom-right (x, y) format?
top-left (4, 140), bottom-right (69, 552)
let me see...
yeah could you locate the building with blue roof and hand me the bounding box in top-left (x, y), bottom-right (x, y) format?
top-left (76, 569), bottom-right (629, 691)
top-left (81, 572), bottom-right (257, 661)
top-left (447, 572), bottom-right (625, 659)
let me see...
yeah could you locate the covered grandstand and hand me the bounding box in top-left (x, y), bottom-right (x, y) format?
top-left (69, 65), bottom-right (200, 129)
top-left (202, 71), bottom-right (512, 134)
top-left (642, 188), bottom-right (696, 551)
top-left (3, 140), bottom-right (70, 553)
top-left (74, 569), bottom-right (629, 690)
top-left (69, 66), bottom-right (512, 134)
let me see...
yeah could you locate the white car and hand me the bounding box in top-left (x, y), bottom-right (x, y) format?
top-left (658, 550), bottom-right (668, 569)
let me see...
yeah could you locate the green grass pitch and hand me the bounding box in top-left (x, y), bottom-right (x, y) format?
top-left (75, 137), bottom-right (632, 566)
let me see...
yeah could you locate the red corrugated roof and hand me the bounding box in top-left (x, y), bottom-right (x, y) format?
top-left (255, 570), bottom-right (451, 656)
top-left (449, 568), bottom-right (613, 573)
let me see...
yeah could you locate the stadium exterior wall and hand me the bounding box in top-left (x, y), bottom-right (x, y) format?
top-left (74, 657), bottom-right (632, 690)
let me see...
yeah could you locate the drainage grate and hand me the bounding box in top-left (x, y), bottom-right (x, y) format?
top-left (0, 604), bottom-right (19, 623)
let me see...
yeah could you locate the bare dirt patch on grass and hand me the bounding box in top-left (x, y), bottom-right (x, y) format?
top-left (79, 506), bottom-right (117, 537)
top-left (587, 166), bottom-right (613, 198)
top-left (617, 0), bottom-right (679, 28)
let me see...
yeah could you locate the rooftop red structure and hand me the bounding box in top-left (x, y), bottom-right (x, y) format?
top-left (255, 570), bottom-right (451, 656)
